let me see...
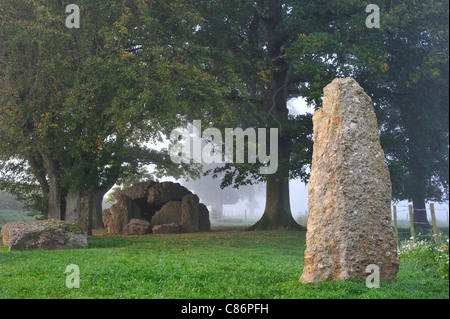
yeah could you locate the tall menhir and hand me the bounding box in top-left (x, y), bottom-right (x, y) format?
top-left (300, 78), bottom-right (399, 283)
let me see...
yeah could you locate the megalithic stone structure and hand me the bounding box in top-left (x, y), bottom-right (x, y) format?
top-left (300, 78), bottom-right (399, 283)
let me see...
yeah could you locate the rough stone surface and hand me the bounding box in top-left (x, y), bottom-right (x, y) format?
top-left (103, 194), bottom-right (141, 234)
top-left (147, 182), bottom-right (191, 206)
top-left (180, 194), bottom-right (199, 233)
top-left (152, 223), bottom-right (180, 234)
top-left (118, 181), bottom-right (158, 222)
top-left (101, 208), bottom-right (113, 233)
top-left (300, 77), bottom-right (399, 283)
top-left (119, 181), bottom-right (156, 201)
top-left (1, 223), bottom-right (14, 246)
top-left (123, 218), bottom-right (152, 235)
top-left (151, 201), bottom-right (182, 226)
top-left (1, 219), bottom-right (88, 251)
top-left (102, 180), bottom-right (210, 235)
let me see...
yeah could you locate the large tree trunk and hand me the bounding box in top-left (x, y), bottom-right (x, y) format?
top-left (248, 174), bottom-right (304, 231)
top-left (41, 151), bottom-right (61, 220)
top-left (47, 181), bottom-right (61, 220)
top-left (407, 153), bottom-right (431, 230)
top-left (80, 185), bottom-right (113, 234)
top-left (81, 191), bottom-right (94, 235)
top-left (26, 150), bottom-right (49, 200)
top-left (92, 189), bottom-right (106, 229)
top-left (412, 195), bottom-right (431, 230)
top-left (65, 187), bottom-right (81, 225)
top-left (400, 105), bottom-right (432, 231)
top-left (247, 1), bottom-right (303, 231)
top-left (248, 120), bottom-right (303, 231)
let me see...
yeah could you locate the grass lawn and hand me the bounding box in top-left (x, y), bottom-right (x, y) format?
top-left (0, 228), bottom-right (448, 299)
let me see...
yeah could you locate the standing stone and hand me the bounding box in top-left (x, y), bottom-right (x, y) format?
top-left (300, 78), bottom-right (399, 283)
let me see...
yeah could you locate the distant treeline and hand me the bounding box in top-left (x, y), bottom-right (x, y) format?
top-left (0, 191), bottom-right (24, 211)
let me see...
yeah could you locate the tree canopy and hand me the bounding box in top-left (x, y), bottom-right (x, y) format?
top-left (0, 0), bottom-right (239, 227)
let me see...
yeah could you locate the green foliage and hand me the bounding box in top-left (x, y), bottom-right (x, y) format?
top-left (0, 0), bottom-right (234, 216)
top-left (0, 0), bottom-right (448, 229)
top-left (0, 160), bottom-right (47, 217)
top-left (364, 0), bottom-right (449, 204)
top-left (398, 233), bottom-right (449, 280)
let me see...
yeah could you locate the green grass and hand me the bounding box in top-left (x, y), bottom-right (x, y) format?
top-left (0, 229), bottom-right (448, 299)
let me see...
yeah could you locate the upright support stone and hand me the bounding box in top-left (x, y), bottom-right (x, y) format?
top-left (300, 77), bottom-right (399, 283)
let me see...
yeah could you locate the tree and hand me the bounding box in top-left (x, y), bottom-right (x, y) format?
top-left (316, 0), bottom-right (450, 230)
top-left (195, 0), bottom-right (387, 230)
top-left (0, 0), bottom-right (233, 231)
top-left (1, 0), bottom-right (149, 226)
top-left (365, 0), bottom-right (449, 229)
top-left (235, 0), bottom-right (448, 231)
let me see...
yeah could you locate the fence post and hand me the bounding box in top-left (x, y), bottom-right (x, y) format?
top-left (393, 205), bottom-right (398, 246)
top-left (430, 203), bottom-right (438, 242)
top-left (408, 204), bottom-right (415, 239)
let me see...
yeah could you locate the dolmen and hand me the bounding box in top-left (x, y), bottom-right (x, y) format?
top-left (102, 181), bottom-right (211, 235)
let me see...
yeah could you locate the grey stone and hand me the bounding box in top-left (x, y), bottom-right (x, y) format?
top-left (101, 180), bottom-right (209, 235)
top-left (1, 219), bottom-right (88, 251)
top-left (117, 181), bottom-right (156, 201)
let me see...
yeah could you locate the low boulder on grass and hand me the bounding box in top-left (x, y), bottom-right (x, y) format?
top-left (123, 218), bottom-right (151, 235)
top-left (1, 219), bottom-right (88, 251)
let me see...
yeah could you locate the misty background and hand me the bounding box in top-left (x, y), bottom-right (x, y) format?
top-left (1, 97), bottom-right (447, 225)
top-left (143, 97), bottom-right (449, 224)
